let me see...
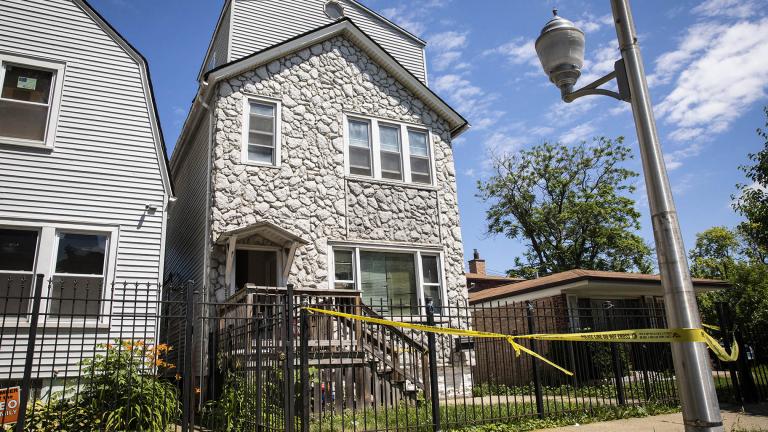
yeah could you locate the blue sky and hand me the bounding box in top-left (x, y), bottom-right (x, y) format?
top-left (92, 0), bottom-right (768, 276)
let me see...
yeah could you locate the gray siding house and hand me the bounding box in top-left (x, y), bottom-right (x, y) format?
top-left (0, 0), bottom-right (172, 379)
top-left (166, 0), bottom-right (470, 310)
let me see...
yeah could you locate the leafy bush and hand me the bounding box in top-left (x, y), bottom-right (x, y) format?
top-left (22, 340), bottom-right (180, 432)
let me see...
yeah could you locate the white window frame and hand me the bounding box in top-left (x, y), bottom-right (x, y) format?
top-left (328, 243), bottom-right (447, 313)
top-left (0, 221), bottom-right (117, 326)
top-left (331, 248), bottom-right (355, 290)
top-left (241, 95), bottom-right (282, 167)
top-left (343, 113), bottom-right (436, 186)
top-left (0, 227), bottom-right (41, 317)
top-left (0, 52), bottom-right (66, 149)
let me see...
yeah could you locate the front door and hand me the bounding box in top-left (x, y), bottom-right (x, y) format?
top-left (235, 249), bottom-right (278, 289)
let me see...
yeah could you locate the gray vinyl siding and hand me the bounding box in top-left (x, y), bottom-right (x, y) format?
top-left (201, 1), bottom-right (232, 75)
top-left (0, 0), bottom-right (166, 282)
top-left (229, 0), bottom-right (427, 83)
top-left (165, 119), bottom-right (210, 287)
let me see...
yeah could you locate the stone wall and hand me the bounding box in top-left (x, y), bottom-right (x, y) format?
top-left (208, 35), bottom-right (466, 305)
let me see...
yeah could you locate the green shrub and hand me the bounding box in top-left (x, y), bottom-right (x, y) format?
top-left (22, 340), bottom-right (180, 432)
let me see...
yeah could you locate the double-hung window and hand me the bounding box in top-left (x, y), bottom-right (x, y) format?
top-left (0, 225), bottom-right (112, 322)
top-left (0, 54), bottom-right (65, 148)
top-left (243, 98), bottom-right (280, 166)
top-left (408, 130), bottom-right (432, 184)
top-left (50, 232), bottom-right (108, 318)
top-left (0, 228), bottom-right (39, 315)
top-left (348, 119), bottom-right (372, 176)
top-left (345, 115), bottom-right (433, 185)
top-left (330, 246), bottom-right (444, 314)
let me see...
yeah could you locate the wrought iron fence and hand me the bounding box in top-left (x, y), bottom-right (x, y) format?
top-left (1, 278), bottom-right (766, 432)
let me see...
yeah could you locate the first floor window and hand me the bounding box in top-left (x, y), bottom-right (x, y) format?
top-left (333, 249), bottom-right (355, 290)
top-left (246, 101), bottom-right (277, 164)
top-left (50, 232), bottom-right (107, 318)
top-left (0, 228), bottom-right (38, 315)
top-left (331, 247), bottom-right (443, 314)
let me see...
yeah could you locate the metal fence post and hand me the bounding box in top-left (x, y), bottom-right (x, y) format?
top-left (254, 312), bottom-right (264, 432)
top-left (426, 298), bottom-right (441, 432)
top-left (716, 302), bottom-right (743, 405)
top-left (299, 297), bottom-right (310, 432)
top-left (182, 281), bottom-right (196, 432)
top-left (526, 301), bottom-right (544, 419)
top-left (604, 302), bottom-right (626, 405)
top-left (718, 302), bottom-right (759, 403)
top-left (15, 274), bottom-right (44, 432)
top-left (284, 284), bottom-right (296, 432)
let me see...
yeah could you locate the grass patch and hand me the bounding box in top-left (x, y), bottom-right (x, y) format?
top-left (309, 400), bottom-right (680, 432)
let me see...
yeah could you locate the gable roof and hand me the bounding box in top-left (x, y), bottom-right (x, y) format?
top-left (203, 18), bottom-right (468, 137)
top-left (75, 0), bottom-right (174, 197)
top-left (469, 269), bottom-right (731, 304)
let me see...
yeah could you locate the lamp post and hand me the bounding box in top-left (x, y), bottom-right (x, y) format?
top-left (534, 1), bottom-right (723, 431)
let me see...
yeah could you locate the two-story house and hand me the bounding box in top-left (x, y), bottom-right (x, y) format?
top-left (166, 0), bottom-right (469, 312)
top-left (0, 0), bottom-right (172, 382)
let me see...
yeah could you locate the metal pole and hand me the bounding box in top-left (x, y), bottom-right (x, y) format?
top-left (426, 298), bottom-right (441, 432)
top-left (284, 284), bottom-right (296, 432)
top-left (609, 1), bottom-right (722, 429)
top-left (525, 301), bottom-right (544, 419)
top-left (15, 274), bottom-right (44, 432)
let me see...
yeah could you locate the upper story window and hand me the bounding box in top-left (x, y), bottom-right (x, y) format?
top-left (344, 114), bottom-right (435, 186)
top-left (242, 97), bottom-right (281, 167)
top-left (0, 54), bottom-right (65, 149)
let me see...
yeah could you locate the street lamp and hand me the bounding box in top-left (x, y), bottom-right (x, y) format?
top-left (535, 2), bottom-right (724, 432)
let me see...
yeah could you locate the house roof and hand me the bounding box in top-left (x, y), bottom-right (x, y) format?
top-left (203, 19), bottom-right (468, 133)
top-left (216, 221), bottom-right (309, 247)
top-left (465, 273), bottom-right (524, 283)
top-left (76, 0), bottom-right (173, 197)
top-left (468, 269), bottom-right (731, 304)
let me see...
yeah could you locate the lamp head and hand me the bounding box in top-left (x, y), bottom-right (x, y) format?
top-left (535, 9), bottom-right (585, 94)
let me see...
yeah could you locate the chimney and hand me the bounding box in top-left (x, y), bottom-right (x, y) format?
top-left (468, 249), bottom-right (486, 275)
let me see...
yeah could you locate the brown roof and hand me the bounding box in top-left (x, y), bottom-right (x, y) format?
top-left (465, 272), bottom-right (523, 282)
top-left (468, 269), bottom-right (731, 304)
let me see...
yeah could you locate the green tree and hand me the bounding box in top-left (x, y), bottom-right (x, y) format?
top-left (478, 137), bottom-right (654, 278)
top-left (732, 107), bottom-right (768, 264)
top-left (689, 226), bottom-right (741, 280)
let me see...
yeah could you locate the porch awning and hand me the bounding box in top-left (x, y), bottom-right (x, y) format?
top-left (216, 221), bottom-right (309, 286)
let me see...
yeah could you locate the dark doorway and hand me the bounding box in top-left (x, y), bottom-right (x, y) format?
top-left (235, 249), bottom-right (278, 289)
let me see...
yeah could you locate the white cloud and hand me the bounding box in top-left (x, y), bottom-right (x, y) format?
top-left (663, 142), bottom-right (704, 170)
top-left (579, 44), bottom-right (619, 86)
top-left (655, 18), bottom-right (768, 142)
top-left (484, 132), bottom-right (525, 155)
top-left (559, 122), bottom-right (596, 145)
top-left (428, 31), bottom-right (467, 51)
top-left (574, 14), bottom-right (614, 33)
top-left (483, 37), bottom-right (539, 67)
top-left (692, 0), bottom-right (758, 19)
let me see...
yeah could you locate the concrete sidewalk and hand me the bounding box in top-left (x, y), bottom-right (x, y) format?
top-left (543, 406), bottom-right (768, 431)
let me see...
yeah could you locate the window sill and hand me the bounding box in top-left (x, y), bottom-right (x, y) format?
top-left (0, 137), bottom-right (53, 151)
top-left (243, 160), bottom-right (281, 169)
top-left (345, 175), bottom-right (437, 191)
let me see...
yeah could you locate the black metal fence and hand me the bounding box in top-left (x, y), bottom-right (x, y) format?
top-left (1, 278), bottom-right (766, 432)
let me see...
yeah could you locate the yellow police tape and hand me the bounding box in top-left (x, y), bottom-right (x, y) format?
top-left (304, 307), bottom-right (739, 377)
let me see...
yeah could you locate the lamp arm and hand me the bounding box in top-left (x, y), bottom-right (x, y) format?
top-left (561, 59), bottom-right (631, 104)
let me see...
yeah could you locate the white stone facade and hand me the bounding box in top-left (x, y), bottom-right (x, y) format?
top-left (207, 35), bottom-right (466, 305)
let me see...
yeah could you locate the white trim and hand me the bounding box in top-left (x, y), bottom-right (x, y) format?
top-left (241, 95), bottom-right (282, 167)
top-left (229, 244), bottom-right (283, 294)
top-left (0, 220), bottom-right (118, 326)
top-left (0, 52), bottom-right (66, 149)
top-left (343, 112), bottom-right (433, 186)
top-left (204, 20), bottom-right (467, 137)
top-left (328, 242), bottom-right (446, 311)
